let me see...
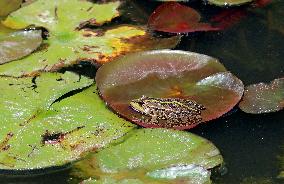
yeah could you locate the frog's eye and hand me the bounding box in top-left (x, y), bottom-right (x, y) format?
top-left (137, 101), bottom-right (145, 106)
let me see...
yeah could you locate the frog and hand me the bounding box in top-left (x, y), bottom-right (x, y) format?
top-left (129, 96), bottom-right (206, 128)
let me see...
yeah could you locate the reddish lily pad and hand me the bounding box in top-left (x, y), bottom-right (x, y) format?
top-left (239, 78), bottom-right (284, 114)
top-left (253, 0), bottom-right (273, 7)
top-left (96, 50), bottom-right (244, 129)
top-left (210, 8), bottom-right (248, 30)
top-left (148, 2), bottom-right (219, 34)
top-left (0, 30), bottom-right (42, 64)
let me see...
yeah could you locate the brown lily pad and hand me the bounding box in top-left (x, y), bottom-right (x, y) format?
top-left (0, 30), bottom-right (42, 64)
top-left (0, 0), bottom-right (22, 17)
top-left (96, 50), bottom-right (244, 129)
top-left (239, 78), bottom-right (284, 114)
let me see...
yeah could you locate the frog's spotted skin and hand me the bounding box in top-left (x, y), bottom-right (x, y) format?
top-left (130, 96), bottom-right (206, 128)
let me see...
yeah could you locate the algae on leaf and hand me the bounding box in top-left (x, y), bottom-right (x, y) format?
top-left (0, 30), bottom-right (42, 64)
top-left (73, 128), bottom-right (223, 184)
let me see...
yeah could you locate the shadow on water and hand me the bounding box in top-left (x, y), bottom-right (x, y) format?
top-left (191, 110), bottom-right (284, 184)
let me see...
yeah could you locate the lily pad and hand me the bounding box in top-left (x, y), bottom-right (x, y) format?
top-left (0, 30), bottom-right (42, 64)
top-left (239, 78), bottom-right (284, 114)
top-left (0, 0), bottom-right (22, 17)
top-left (81, 165), bottom-right (211, 184)
top-left (0, 0), bottom-right (179, 77)
top-left (0, 25), bottom-right (179, 77)
top-left (73, 128), bottom-right (223, 184)
top-left (96, 50), bottom-right (244, 129)
top-left (2, 0), bottom-right (120, 32)
top-left (254, 0), bottom-right (273, 7)
top-left (148, 2), bottom-right (218, 33)
top-left (0, 72), bottom-right (93, 150)
top-left (208, 0), bottom-right (253, 6)
top-left (0, 85), bottom-right (135, 171)
top-left (210, 8), bottom-right (248, 30)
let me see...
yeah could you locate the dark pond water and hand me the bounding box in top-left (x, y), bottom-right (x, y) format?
top-left (1, 0), bottom-right (284, 183)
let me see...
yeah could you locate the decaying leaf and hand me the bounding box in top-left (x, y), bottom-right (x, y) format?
top-left (0, 0), bottom-right (179, 77)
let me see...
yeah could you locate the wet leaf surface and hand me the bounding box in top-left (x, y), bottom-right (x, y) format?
top-left (96, 50), bottom-right (244, 129)
top-left (0, 72), bottom-right (94, 170)
top-left (0, 0), bottom-right (22, 17)
top-left (0, 84), bottom-right (135, 171)
top-left (73, 128), bottom-right (223, 184)
top-left (0, 0), bottom-right (179, 77)
top-left (208, 0), bottom-right (253, 6)
top-left (148, 2), bottom-right (219, 33)
top-left (0, 30), bottom-right (42, 64)
top-left (239, 78), bottom-right (284, 114)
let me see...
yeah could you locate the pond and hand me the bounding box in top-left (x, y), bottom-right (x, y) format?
top-left (0, 0), bottom-right (284, 183)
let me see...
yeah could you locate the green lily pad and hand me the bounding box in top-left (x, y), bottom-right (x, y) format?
top-left (147, 165), bottom-right (211, 183)
top-left (0, 30), bottom-right (42, 64)
top-left (0, 25), bottom-right (179, 77)
top-left (81, 177), bottom-right (146, 184)
top-left (208, 0), bottom-right (253, 6)
top-left (0, 0), bottom-right (21, 17)
top-left (0, 72), bottom-right (95, 170)
top-left (0, 84), bottom-right (135, 171)
top-left (81, 164), bottom-right (212, 184)
top-left (73, 128), bottom-right (223, 184)
top-left (239, 78), bottom-right (284, 114)
top-left (2, 0), bottom-right (120, 32)
top-left (0, 0), bottom-right (179, 77)
top-left (96, 50), bottom-right (244, 129)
